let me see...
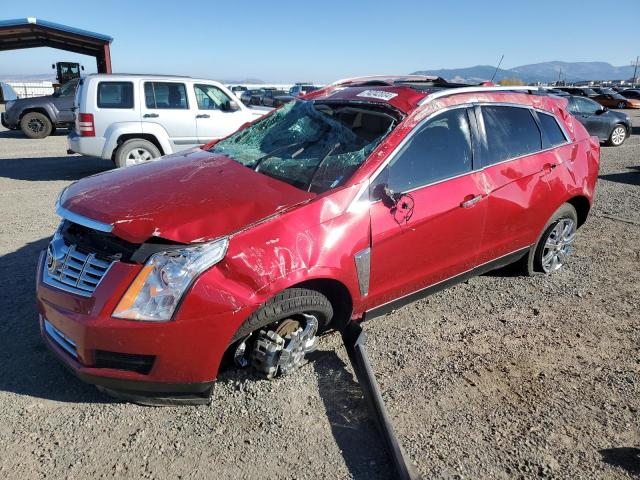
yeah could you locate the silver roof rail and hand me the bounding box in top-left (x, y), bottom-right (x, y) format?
top-left (419, 85), bottom-right (543, 105)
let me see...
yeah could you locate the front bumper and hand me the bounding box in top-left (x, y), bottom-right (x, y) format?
top-left (1, 111), bottom-right (18, 129)
top-left (35, 251), bottom-right (255, 404)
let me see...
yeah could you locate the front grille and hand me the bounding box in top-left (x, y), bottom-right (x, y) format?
top-left (95, 350), bottom-right (156, 374)
top-left (43, 319), bottom-right (78, 359)
top-left (43, 241), bottom-right (114, 297)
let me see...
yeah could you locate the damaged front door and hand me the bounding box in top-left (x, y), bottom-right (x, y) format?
top-left (364, 107), bottom-right (487, 310)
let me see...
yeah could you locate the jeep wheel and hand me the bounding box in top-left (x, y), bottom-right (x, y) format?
top-left (20, 112), bottom-right (52, 139)
top-left (520, 203), bottom-right (579, 275)
top-left (114, 139), bottom-right (161, 168)
top-left (607, 125), bottom-right (627, 147)
top-left (229, 288), bottom-right (333, 378)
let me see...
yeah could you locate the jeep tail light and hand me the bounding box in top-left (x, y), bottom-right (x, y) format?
top-left (78, 113), bottom-right (95, 137)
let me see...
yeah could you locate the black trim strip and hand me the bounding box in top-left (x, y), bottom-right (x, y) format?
top-left (364, 247), bottom-right (530, 321)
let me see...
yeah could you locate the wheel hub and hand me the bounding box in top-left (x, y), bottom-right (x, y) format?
top-left (249, 313), bottom-right (319, 379)
top-left (541, 218), bottom-right (576, 273)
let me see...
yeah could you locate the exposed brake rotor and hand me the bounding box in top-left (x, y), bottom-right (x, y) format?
top-left (249, 313), bottom-right (319, 379)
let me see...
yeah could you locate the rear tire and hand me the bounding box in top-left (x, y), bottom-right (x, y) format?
top-left (606, 124), bottom-right (627, 146)
top-left (114, 139), bottom-right (161, 168)
top-left (519, 203), bottom-right (578, 276)
top-left (20, 112), bottom-right (52, 139)
top-left (616, 101), bottom-right (626, 109)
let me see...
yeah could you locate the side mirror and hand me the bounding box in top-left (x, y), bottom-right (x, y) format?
top-left (596, 107), bottom-right (608, 115)
top-left (223, 100), bottom-right (240, 112)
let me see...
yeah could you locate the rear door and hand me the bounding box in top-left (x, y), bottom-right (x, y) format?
top-left (141, 81), bottom-right (198, 148)
top-left (475, 105), bottom-right (555, 264)
top-left (365, 107), bottom-right (487, 309)
top-left (568, 96), bottom-right (610, 140)
top-left (192, 83), bottom-right (248, 142)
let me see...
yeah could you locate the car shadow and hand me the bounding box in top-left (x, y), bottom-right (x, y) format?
top-left (632, 125), bottom-right (640, 136)
top-left (0, 237), bottom-right (112, 403)
top-left (599, 447), bottom-right (640, 475)
top-left (311, 350), bottom-right (394, 479)
top-left (598, 168), bottom-right (640, 187)
top-left (0, 156), bottom-right (112, 181)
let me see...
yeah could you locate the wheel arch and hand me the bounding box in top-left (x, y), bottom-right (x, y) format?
top-left (115, 133), bottom-right (165, 156)
top-left (19, 107), bottom-right (53, 121)
top-left (566, 195), bottom-right (590, 227)
top-left (288, 277), bottom-right (354, 330)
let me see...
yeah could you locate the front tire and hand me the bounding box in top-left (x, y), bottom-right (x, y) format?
top-left (607, 124), bottom-right (627, 147)
top-left (20, 112), bottom-right (52, 139)
top-left (521, 203), bottom-right (578, 275)
top-left (616, 101), bottom-right (626, 109)
top-left (114, 139), bottom-right (161, 168)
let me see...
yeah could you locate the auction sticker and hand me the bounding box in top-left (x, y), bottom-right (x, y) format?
top-left (356, 90), bottom-right (398, 101)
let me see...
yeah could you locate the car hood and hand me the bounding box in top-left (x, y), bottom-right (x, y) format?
top-left (59, 149), bottom-right (315, 244)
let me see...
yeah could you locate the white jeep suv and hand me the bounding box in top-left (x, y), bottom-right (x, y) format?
top-left (68, 74), bottom-right (267, 167)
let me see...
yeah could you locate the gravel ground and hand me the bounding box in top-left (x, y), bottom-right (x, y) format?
top-left (0, 106), bottom-right (638, 479)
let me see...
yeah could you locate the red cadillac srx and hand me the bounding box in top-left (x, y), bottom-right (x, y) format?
top-left (36, 76), bottom-right (600, 404)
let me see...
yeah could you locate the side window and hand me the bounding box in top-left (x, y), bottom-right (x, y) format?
top-left (572, 97), bottom-right (600, 115)
top-left (144, 82), bottom-right (188, 109)
top-left (97, 82), bottom-right (133, 109)
top-left (374, 108), bottom-right (473, 195)
top-left (481, 106), bottom-right (541, 165)
top-left (193, 84), bottom-right (232, 110)
top-left (537, 112), bottom-right (567, 147)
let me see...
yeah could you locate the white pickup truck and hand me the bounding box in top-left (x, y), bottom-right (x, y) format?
top-left (68, 74), bottom-right (268, 167)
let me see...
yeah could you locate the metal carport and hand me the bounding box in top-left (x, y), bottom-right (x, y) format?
top-left (0, 17), bottom-right (113, 73)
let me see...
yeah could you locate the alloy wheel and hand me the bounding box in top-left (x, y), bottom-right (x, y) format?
top-left (611, 126), bottom-right (626, 146)
top-left (617, 101), bottom-right (626, 109)
top-left (125, 148), bottom-right (153, 166)
top-left (27, 118), bottom-right (45, 133)
top-left (541, 218), bottom-right (576, 273)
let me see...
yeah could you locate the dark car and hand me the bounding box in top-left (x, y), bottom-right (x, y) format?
top-left (1, 78), bottom-right (79, 138)
top-left (258, 89), bottom-right (289, 107)
top-left (620, 89), bottom-right (640, 100)
top-left (557, 87), bottom-right (598, 98)
top-left (567, 95), bottom-right (631, 146)
top-left (239, 89), bottom-right (262, 105)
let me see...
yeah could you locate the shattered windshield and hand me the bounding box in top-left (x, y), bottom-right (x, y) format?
top-left (210, 100), bottom-right (396, 193)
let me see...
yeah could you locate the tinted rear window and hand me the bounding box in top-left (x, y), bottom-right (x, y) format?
top-left (144, 82), bottom-right (189, 109)
top-left (481, 106), bottom-right (542, 165)
top-left (537, 112), bottom-right (567, 147)
top-left (97, 82), bottom-right (133, 109)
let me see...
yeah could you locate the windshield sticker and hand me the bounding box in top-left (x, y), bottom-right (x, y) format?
top-left (356, 90), bottom-right (398, 101)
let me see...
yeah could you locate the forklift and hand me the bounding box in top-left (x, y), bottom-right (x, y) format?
top-left (52, 61), bottom-right (84, 87)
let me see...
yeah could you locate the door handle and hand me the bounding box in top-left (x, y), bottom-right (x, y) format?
top-left (542, 163), bottom-right (557, 173)
top-left (460, 194), bottom-right (483, 208)
top-left (196, 114), bottom-right (210, 119)
top-left (143, 113), bottom-right (159, 118)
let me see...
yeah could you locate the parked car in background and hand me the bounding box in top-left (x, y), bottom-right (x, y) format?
top-left (1, 78), bottom-right (79, 138)
top-left (38, 79), bottom-right (599, 403)
top-left (592, 91), bottom-right (640, 109)
top-left (619, 89), bottom-right (640, 101)
top-left (567, 95), bottom-right (631, 146)
top-left (0, 81), bottom-right (18, 104)
top-left (557, 87), bottom-right (598, 97)
top-left (68, 74), bottom-right (267, 167)
top-left (240, 89), bottom-right (263, 105)
top-left (256, 89), bottom-right (289, 107)
top-left (230, 85), bottom-right (247, 97)
top-left (289, 84), bottom-right (321, 97)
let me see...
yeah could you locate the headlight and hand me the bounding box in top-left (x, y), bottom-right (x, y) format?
top-left (113, 237), bottom-right (229, 321)
top-left (5, 100), bottom-right (15, 111)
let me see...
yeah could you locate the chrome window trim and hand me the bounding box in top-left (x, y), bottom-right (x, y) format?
top-left (55, 203), bottom-right (113, 233)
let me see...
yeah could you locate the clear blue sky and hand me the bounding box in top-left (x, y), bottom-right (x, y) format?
top-left (1, 0), bottom-right (639, 83)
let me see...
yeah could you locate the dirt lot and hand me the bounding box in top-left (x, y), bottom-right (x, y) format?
top-left (0, 106), bottom-right (638, 480)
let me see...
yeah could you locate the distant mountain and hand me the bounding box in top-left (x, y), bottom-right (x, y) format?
top-left (412, 61), bottom-right (637, 84)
